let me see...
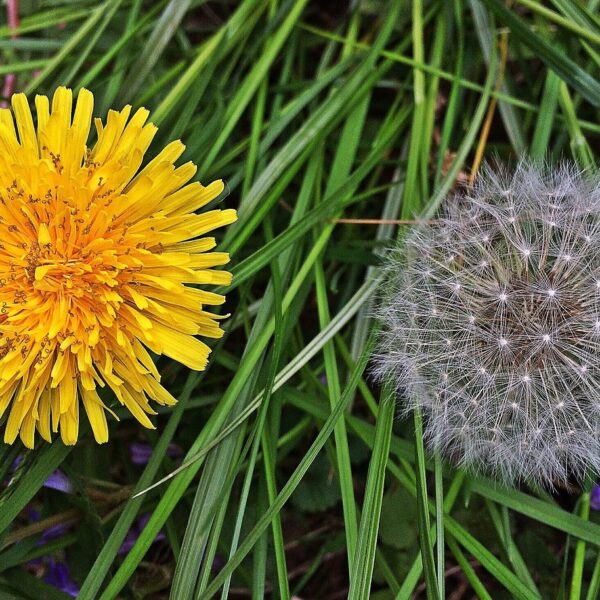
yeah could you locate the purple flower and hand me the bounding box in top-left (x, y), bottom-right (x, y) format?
top-left (44, 558), bottom-right (79, 597)
top-left (9, 457), bottom-right (72, 494)
top-left (129, 442), bottom-right (182, 465)
top-left (118, 513), bottom-right (166, 555)
top-left (591, 485), bottom-right (600, 510)
top-left (41, 522), bottom-right (72, 543)
top-left (27, 508), bottom-right (71, 544)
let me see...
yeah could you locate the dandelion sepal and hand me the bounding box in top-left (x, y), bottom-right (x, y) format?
top-left (0, 87), bottom-right (236, 448)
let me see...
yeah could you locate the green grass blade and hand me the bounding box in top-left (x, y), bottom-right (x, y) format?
top-left (201, 336), bottom-right (374, 597)
top-left (78, 374), bottom-right (201, 599)
top-left (23, 3), bottom-right (111, 94)
top-left (0, 443), bottom-right (71, 535)
top-left (120, 0), bottom-right (194, 100)
top-left (413, 409), bottom-right (440, 600)
top-left (531, 70), bottom-right (561, 159)
top-left (200, 0), bottom-right (310, 172)
top-left (348, 386), bottom-right (394, 600)
top-left (479, 0), bottom-right (600, 106)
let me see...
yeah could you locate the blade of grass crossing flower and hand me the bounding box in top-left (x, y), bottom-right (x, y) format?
top-left (296, 395), bottom-right (535, 597)
top-left (423, 23), bottom-right (449, 589)
top-left (201, 336), bottom-right (374, 597)
top-left (291, 395), bottom-right (600, 549)
top-left (383, 429), bottom-right (600, 546)
top-left (390, 459), bottom-right (536, 598)
top-left (347, 386), bottom-right (394, 600)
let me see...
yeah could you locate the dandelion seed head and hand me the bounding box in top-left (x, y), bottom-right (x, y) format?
top-left (374, 161), bottom-right (600, 486)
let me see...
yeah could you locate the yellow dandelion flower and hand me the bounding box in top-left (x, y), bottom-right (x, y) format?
top-left (0, 87), bottom-right (237, 448)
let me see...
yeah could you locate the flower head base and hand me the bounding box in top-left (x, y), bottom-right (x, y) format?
top-left (375, 162), bottom-right (600, 486)
top-left (0, 87), bottom-right (236, 447)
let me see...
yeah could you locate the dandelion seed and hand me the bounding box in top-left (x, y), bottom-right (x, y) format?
top-left (0, 88), bottom-right (237, 447)
top-left (374, 161), bottom-right (600, 486)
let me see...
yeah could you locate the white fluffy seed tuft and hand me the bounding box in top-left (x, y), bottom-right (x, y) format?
top-left (373, 161), bottom-right (600, 487)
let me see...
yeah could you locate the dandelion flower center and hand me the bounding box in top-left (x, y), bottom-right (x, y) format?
top-left (0, 87), bottom-right (237, 448)
top-left (376, 162), bottom-right (600, 485)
